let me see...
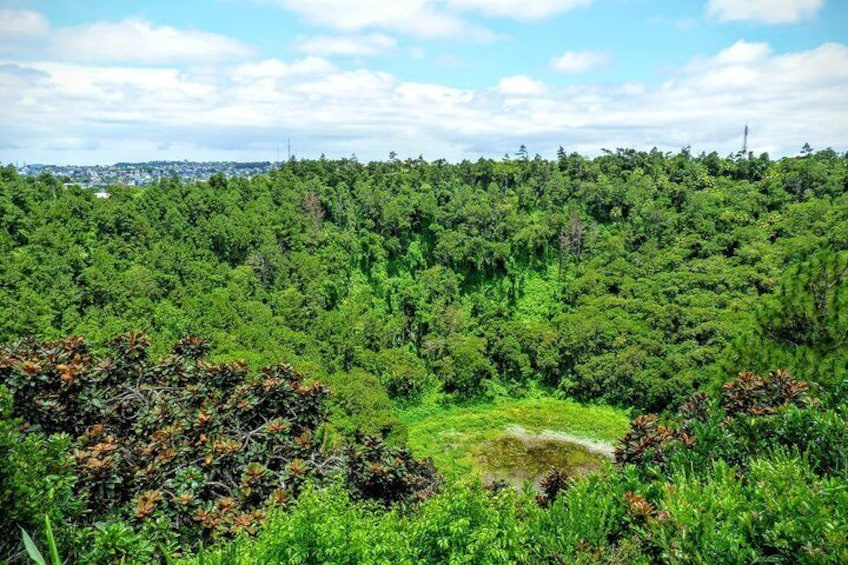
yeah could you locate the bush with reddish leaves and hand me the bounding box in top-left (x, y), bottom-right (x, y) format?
top-left (344, 436), bottom-right (442, 508)
top-left (720, 368), bottom-right (810, 417)
top-left (614, 369), bottom-right (843, 478)
top-left (0, 333), bottom-right (440, 550)
top-left (535, 468), bottom-right (573, 507)
top-left (614, 415), bottom-right (693, 469)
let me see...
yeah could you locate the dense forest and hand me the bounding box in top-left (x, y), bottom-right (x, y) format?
top-left (1, 147), bottom-right (847, 563)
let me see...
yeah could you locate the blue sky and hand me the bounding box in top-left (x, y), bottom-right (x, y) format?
top-left (1, 0), bottom-right (846, 163)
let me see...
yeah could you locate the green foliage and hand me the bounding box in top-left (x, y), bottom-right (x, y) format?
top-left (744, 455), bottom-right (848, 562)
top-left (616, 369), bottom-right (845, 478)
top-left (434, 334), bottom-right (496, 396)
top-left (371, 346), bottom-right (429, 401)
top-left (75, 520), bottom-right (157, 564)
top-left (321, 368), bottom-right (407, 445)
top-left (3, 150), bottom-right (848, 563)
top-left (0, 336), bottom-right (323, 545)
top-left (248, 485), bottom-right (393, 565)
top-left (3, 151), bottom-right (844, 412)
top-left (734, 250), bottom-right (848, 386)
top-left (0, 335), bottom-right (331, 533)
top-left (406, 482), bottom-right (530, 564)
top-left (190, 481), bottom-right (531, 565)
top-left (21, 515), bottom-right (62, 565)
top-left (649, 461), bottom-right (758, 563)
top-left (171, 370), bottom-right (846, 565)
top-left (0, 388), bottom-right (77, 560)
top-left (529, 471), bottom-right (629, 559)
top-left (21, 526), bottom-right (48, 565)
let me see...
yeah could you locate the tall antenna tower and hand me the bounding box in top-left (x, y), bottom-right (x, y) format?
top-left (742, 124), bottom-right (749, 156)
top-left (287, 138), bottom-right (291, 161)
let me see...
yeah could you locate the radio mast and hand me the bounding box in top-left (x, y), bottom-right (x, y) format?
top-left (742, 124), bottom-right (749, 157)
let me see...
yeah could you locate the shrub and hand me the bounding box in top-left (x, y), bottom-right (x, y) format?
top-left (75, 520), bottom-right (157, 565)
top-left (648, 461), bottom-right (757, 564)
top-left (375, 347), bottom-right (429, 401)
top-left (530, 471), bottom-right (628, 559)
top-left (1, 333), bottom-right (443, 556)
top-left (744, 455), bottom-right (848, 562)
top-left (616, 369), bottom-right (830, 477)
top-left (407, 482), bottom-right (530, 564)
top-left (244, 485), bottom-right (403, 565)
top-left (0, 335), bottom-right (331, 545)
top-left (321, 368), bottom-right (407, 445)
top-left (535, 468), bottom-right (572, 507)
top-left (344, 436), bottom-right (441, 508)
top-left (0, 387), bottom-right (78, 561)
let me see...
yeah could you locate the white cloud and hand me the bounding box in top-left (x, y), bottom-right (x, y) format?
top-left (1, 41), bottom-right (846, 163)
top-left (1, 12), bottom-right (255, 65)
top-left (49, 18), bottom-right (253, 64)
top-left (0, 9), bottom-right (49, 36)
top-left (707, 0), bottom-right (824, 24)
top-left (712, 40), bottom-right (772, 65)
top-left (396, 83), bottom-right (474, 106)
top-left (273, 0), bottom-right (475, 39)
top-left (498, 75), bottom-right (547, 96)
top-left (270, 0), bottom-right (592, 40)
top-left (294, 33), bottom-right (397, 57)
top-left (446, 0), bottom-right (592, 20)
top-left (551, 50), bottom-right (610, 72)
top-left (232, 57), bottom-right (336, 80)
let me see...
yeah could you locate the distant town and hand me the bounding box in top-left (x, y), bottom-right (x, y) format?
top-left (12, 161), bottom-right (276, 189)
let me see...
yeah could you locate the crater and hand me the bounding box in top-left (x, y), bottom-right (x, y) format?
top-left (475, 425), bottom-right (614, 490)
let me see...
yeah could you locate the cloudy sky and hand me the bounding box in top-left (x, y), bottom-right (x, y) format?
top-left (1, 0), bottom-right (846, 164)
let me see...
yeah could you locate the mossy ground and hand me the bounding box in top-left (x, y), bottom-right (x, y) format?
top-left (401, 396), bottom-right (631, 479)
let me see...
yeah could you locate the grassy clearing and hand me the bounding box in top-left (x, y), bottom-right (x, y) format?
top-left (400, 397), bottom-right (631, 477)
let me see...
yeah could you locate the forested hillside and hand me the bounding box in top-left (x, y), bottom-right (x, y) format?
top-left (3, 149), bottom-right (847, 411)
top-left (2, 147), bottom-right (847, 563)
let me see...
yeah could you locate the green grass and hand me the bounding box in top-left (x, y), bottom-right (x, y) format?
top-left (400, 397), bottom-right (631, 478)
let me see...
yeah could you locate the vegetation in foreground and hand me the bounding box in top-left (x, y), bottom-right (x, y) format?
top-left (177, 369), bottom-right (848, 564)
top-left (1, 147), bottom-right (847, 562)
top-left (7, 356), bottom-right (847, 563)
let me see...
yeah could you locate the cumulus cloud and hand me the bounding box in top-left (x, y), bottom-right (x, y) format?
top-left (0, 13), bottom-right (253, 64)
top-left (294, 33), bottom-right (397, 57)
top-left (497, 75), bottom-right (547, 96)
top-left (271, 0), bottom-right (590, 39)
top-left (51, 19), bottom-right (254, 64)
top-left (272, 0), bottom-right (477, 39)
top-left (1, 40), bottom-right (846, 162)
top-left (712, 40), bottom-right (772, 65)
top-left (551, 50), bottom-right (610, 72)
top-left (446, 0), bottom-right (592, 20)
top-left (232, 57), bottom-right (336, 80)
top-left (0, 9), bottom-right (50, 54)
top-left (0, 9), bottom-right (48, 35)
top-left (707, 0), bottom-right (824, 24)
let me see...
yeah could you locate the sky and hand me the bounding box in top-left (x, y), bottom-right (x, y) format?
top-left (0, 0), bottom-right (846, 164)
